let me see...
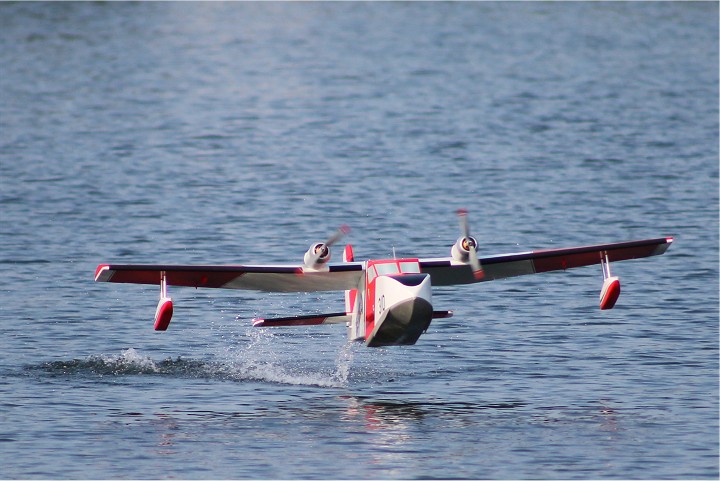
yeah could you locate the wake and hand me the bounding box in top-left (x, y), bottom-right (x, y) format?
top-left (33, 342), bottom-right (356, 389)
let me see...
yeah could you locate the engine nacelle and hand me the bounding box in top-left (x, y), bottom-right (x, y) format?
top-left (451, 236), bottom-right (478, 263)
top-left (304, 242), bottom-right (331, 269)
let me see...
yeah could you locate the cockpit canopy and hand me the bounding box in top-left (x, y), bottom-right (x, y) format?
top-left (367, 259), bottom-right (421, 282)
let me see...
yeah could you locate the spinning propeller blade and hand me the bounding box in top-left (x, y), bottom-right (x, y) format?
top-left (325, 224), bottom-right (351, 248)
top-left (457, 209), bottom-right (484, 280)
top-left (305, 225), bottom-right (351, 268)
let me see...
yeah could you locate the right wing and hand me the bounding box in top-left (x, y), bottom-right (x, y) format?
top-left (94, 263), bottom-right (365, 292)
top-left (420, 237), bottom-right (673, 286)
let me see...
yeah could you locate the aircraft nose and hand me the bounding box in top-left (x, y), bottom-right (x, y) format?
top-left (367, 297), bottom-right (434, 347)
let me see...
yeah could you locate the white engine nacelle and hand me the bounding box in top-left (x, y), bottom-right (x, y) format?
top-left (451, 236), bottom-right (478, 263)
top-left (304, 242), bottom-right (331, 269)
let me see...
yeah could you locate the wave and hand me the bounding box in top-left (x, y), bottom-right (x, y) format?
top-left (31, 347), bottom-right (353, 388)
top-left (34, 348), bottom-right (205, 377)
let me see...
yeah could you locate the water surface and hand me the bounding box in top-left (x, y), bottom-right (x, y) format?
top-left (1, 2), bottom-right (718, 479)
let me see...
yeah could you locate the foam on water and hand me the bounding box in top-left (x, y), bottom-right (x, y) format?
top-left (211, 327), bottom-right (356, 388)
top-left (35, 348), bottom-right (203, 377)
top-left (34, 340), bottom-right (355, 389)
top-left (214, 356), bottom-right (345, 388)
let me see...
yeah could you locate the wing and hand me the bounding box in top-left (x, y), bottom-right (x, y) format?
top-left (94, 263), bottom-right (365, 292)
top-left (420, 237), bottom-right (673, 286)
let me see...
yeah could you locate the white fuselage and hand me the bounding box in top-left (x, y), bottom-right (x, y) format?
top-left (348, 259), bottom-right (434, 346)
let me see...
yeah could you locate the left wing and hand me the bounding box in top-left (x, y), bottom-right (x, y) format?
top-left (253, 310), bottom-right (454, 328)
top-left (94, 263), bottom-right (364, 292)
top-left (252, 312), bottom-right (350, 327)
top-left (420, 237), bottom-right (673, 286)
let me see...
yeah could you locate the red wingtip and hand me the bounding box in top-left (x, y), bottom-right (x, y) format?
top-left (94, 264), bottom-right (110, 281)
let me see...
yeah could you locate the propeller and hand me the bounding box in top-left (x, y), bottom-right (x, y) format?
top-left (304, 224), bottom-right (351, 269)
top-left (457, 209), bottom-right (484, 280)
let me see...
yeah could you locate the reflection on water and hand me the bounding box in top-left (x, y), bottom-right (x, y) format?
top-left (38, 377), bottom-right (706, 479)
top-left (105, 395), bottom-right (530, 471)
top-left (153, 414), bottom-right (179, 455)
top-left (341, 394), bottom-right (527, 429)
top-left (106, 411), bottom-right (182, 456)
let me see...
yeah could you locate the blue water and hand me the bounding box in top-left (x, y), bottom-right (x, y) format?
top-left (1, 2), bottom-right (718, 479)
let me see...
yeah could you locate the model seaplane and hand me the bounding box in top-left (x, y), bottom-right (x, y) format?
top-left (95, 210), bottom-right (673, 347)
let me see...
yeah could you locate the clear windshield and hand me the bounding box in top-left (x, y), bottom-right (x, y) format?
top-left (374, 263), bottom-right (400, 275)
top-left (399, 261), bottom-right (421, 273)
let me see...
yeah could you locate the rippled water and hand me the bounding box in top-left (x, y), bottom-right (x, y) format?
top-left (1, 2), bottom-right (718, 479)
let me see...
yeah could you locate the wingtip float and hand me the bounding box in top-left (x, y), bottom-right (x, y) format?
top-left (95, 211), bottom-right (674, 347)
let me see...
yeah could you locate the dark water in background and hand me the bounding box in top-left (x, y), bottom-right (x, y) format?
top-left (0, 2), bottom-right (718, 479)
